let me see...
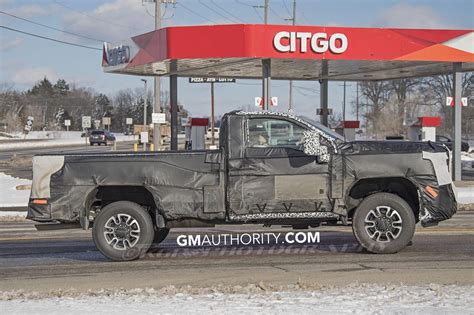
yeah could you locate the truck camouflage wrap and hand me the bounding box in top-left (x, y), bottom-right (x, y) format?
top-left (27, 111), bottom-right (457, 260)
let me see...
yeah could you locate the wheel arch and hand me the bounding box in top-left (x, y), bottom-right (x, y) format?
top-left (346, 177), bottom-right (421, 221)
top-left (84, 185), bottom-right (163, 226)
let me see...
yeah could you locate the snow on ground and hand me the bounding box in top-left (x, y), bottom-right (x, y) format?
top-left (462, 152), bottom-right (474, 171)
top-left (0, 173), bottom-right (31, 208)
top-left (0, 284), bottom-right (472, 314)
top-left (457, 186), bottom-right (474, 204)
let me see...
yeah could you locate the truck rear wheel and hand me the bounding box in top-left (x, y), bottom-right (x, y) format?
top-left (352, 193), bottom-right (415, 254)
top-left (92, 201), bottom-right (154, 261)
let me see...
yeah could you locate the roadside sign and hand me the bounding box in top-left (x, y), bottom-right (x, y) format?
top-left (82, 116), bottom-right (91, 128)
top-left (102, 117), bottom-right (111, 126)
top-left (255, 97), bottom-right (278, 107)
top-left (446, 96), bottom-right (453, 106)
top-left (126, 117), bottom-right (133, 125)
top-left (64, 120), bottom-right (71, 126)
top-left (94, 120), bottom-right (101, 129)
top-left (140, 131), bottom-right (149, 143)
top-left (189, 77), bottom-right (236, 83)
top-left (446, 97), bottom-right (468, 107)
top-left (152, 113), bottom-right (166, 124)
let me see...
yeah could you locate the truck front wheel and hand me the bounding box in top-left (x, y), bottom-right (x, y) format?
top-left (92, 201), bottom-right (154, 261)
top-left (352, 193), bottom-right (415, 254)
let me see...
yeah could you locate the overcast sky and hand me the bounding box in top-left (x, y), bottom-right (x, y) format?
top-left (1, 0), bottom-right (473, 119)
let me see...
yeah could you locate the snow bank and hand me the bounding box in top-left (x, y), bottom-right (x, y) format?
top-left (0, 134), bottom-right (137, 150)
top-left (457, 186), bottom-right (474, 204)
top-left (0, 283), bottom-right (472, 314)
top-left (0, 173), bottom-right (31, 208)
top-left (461, 152), bottom-right (474, 171)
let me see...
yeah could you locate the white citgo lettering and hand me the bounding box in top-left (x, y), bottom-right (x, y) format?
top-left (273, 31), bottom-right (291, 52)
top-left (311, 32), bottom-right (328, 53)
top-left (296, 32), bottom-right (312, 52)
top-left (290, 32), bottom-right (297, 52)
top-left (329, 33), bottom-right (348, 54)
top-left (274, 31), bottom-right (348, 54)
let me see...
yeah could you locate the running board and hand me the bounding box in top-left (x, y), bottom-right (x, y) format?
top-left (229, 212), bottom-right (339, 223)
top-left (35, 223), bottom-right (82, 231)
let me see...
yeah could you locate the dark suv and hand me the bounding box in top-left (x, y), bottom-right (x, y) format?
top-left (436, 135), bottom-right (470, 152)
top-left (89, 130), bottom-right (115, 146)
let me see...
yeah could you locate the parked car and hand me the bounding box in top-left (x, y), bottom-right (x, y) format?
top-left (206, 127), bottom-right (219, 140)
top-left (89, 130), bottom-right (116, 146)
top-left (28, 111), bottom-right (457, 261)
top-left (435, 135), bottom-right (470, 152)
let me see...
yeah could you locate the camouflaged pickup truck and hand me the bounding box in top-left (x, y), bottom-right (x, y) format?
top-left (28, 111), bottom-right (457, 261)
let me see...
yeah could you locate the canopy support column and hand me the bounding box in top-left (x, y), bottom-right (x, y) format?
top-left (170, 74), bottom-right (178, 150)
top-left (262, 59), bottom-right (271, 111)
top-left (319, 60), bottom-right (329, 126)
top-left (452, 62), bottom-right (462, 181)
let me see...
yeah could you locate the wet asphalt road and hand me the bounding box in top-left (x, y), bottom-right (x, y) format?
top-left (0, 213), bottom-right (472, 293)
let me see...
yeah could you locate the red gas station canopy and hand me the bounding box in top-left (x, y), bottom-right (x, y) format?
top-left (103, 24), bottom-right (474, 80)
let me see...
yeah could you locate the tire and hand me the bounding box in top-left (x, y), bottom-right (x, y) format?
top-left (90, 143), bottom-right (94, 146)
top-left (352, 193), bottom-right (415, 254)
top-left (152, 227), bottom-right (170, 245)
top-left (92, 201), bottom-right (154, 261)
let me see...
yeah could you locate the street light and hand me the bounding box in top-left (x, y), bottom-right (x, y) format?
top-left (141, 78), bottom-right (147, 151)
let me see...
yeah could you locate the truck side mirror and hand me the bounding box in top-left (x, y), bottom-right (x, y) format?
top-left (303, 130), bottom-right (330, 163)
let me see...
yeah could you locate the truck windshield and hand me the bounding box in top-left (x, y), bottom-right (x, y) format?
top-left (298, 116), bottom-right (345, 141)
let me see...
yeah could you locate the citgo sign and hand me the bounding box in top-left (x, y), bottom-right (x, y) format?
top-left (273, 31), bottom-right (348, 54)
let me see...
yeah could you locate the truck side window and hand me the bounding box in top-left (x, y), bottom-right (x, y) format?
top-left (247, 118), bottom-right (306, 150)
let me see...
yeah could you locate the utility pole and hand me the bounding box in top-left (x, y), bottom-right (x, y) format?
top-left (210, 82), bottom-right (215, 146)
top-left (141, 78), bottom-right (148, 151)
top-left (153, 0), bottom-right (161, 151)
top-left (343, 81), bottom-right (346, 123)
top-left (286, 0), bottom-right (296, 112)
top-left (150, 0), bottom-right (176, 150)
top-left (264, 0), bottom-right (269, 24)
top-left (356, 81), bottom-right (359, 121)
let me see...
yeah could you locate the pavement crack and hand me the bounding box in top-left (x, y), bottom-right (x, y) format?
top-left (272, 265), bottom-right (289, 272)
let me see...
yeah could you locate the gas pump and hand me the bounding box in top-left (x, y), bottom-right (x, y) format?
top-left (189, 118), bottom-right (209, 150)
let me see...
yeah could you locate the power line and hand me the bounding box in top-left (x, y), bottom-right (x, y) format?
top-left (235, 0), bottom-right (263, 22)
top-left (268, 5), bottom-right (287, 21)
top-left (210, 0), bottom-right (245, 23)
top-left (252, 6), bottom-right (264, 22)
top-left (0, 25), bottom-right (102, 51)
top-left (281, 0), bottom-right (292, 16)
top-left (0, 10), bottom-right (105, 43)
top-left (141, 2), bottom-right (174, 20)
top-left (198, 0), bottom-right (239, 23)
top-left (235, 0), bottom-right (254, 7)
top-left (177, 2), bottom-right (218, 24)
top-left (53, 0), bottom-right (140, 31)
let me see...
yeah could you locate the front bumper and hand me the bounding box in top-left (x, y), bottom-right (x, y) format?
top-left (419, 183), bottom-right (457, 227)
